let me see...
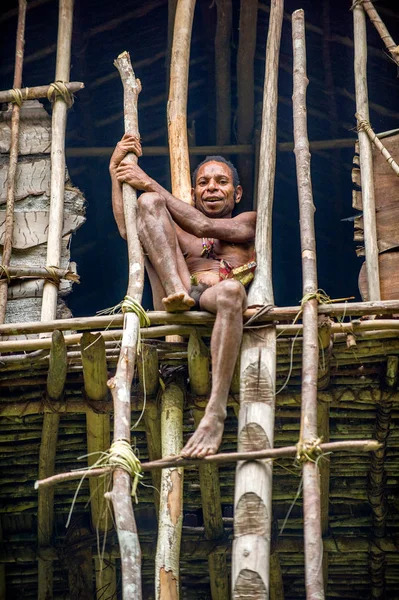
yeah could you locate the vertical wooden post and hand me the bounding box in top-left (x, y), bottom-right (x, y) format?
top-left (106, 52), bottom-right (144, 599)
top-left (37, 2), bottom-right (74, 597)
top-left (138, 345), bottom-right (161, 516)
top-left (155, 381), bottom-right (184, 600)
top-left (215, 0), bottom-right (232, 146)
top-left (167, 0), bottom-right (196, 204)
top-left (353, 2), bottom-right (381, 301)
top-left (292, 9), bottom-right (324, 599)
top-left (0, 0), bottom-right (26, 323)
top-left (81, 332), bottom-right (116, 599)
top-left (157, 1), bottom-right (196, 597)
top-left (236, 0), bottom-right (258, 200)
top-left (233, 1), bottom-right (283, 598)
top-left (188, 331), bottom-right (229, 600)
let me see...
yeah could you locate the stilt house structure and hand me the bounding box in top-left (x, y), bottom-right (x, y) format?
top-left (0, 0), bottom-right (399, 598)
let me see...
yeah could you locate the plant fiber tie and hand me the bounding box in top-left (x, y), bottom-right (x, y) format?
top-left (47, 81), bottom-right (74, 108)
top-left (10, 88), bottom-right (23, 107)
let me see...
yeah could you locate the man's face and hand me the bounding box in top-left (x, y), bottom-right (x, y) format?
top-left (192, 161), bottom-right (242, 219)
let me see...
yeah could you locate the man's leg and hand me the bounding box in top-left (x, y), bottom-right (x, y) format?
top-left (138, 192), bottom-right (194, 312)
top-left (181, 279), bottom-right (247, 458)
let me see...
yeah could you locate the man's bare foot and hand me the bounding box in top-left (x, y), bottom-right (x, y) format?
top-left (162, 291), bottom-right (195, 312)
top-left (181, 413), bottom-right (225, 459)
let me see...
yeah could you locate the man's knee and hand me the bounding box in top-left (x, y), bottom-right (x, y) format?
top-left (137, 191), bottom-right (165, 216)
top-left (216, 280), bottom-right (246, 311)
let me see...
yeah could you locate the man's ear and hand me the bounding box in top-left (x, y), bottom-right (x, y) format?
top-left (235, 185), bottom-right (243, 204)
top-left (191, 187), bottom-right (196, 205)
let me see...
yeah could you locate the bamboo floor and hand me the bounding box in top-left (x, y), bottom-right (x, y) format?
top-left (1, 311), bottom-right (399, 599)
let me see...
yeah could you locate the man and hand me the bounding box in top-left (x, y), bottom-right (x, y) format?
top-left (109, 133), bottom-right (256, 458)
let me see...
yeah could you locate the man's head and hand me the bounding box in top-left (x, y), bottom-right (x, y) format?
top-left (191, 156), bottom-right (243, 219)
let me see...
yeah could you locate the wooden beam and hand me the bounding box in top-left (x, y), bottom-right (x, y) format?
top-left (138, 345), bottom-right (161, 516)
top-left (188, 331), bottom-right (229, 600)
top-left (46, 330), bottom-right (67, 401)
top-left (317, 402), bottom-right (330, 597)
top-left (353, 1), bottom-right (380, 301)
top-left (362, 0), bottom-right (399, 67)
top-left (0, 82), bottom-right (83, 103)
top-left (65, 521), bottom-right (93, 600)
top-left (270, 552), bottom-right (285, 600)
top-left (81, 332), bottom-right (116, 600)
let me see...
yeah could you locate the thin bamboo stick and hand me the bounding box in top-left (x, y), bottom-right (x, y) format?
top-left (34, 439), bottom-right (382, 489)
top-left (0, 81), bottom-right (83, 103)
top-left (292, 9), bottom-right (324, 599)
top-left (37, 2), bottom-right (74, 598)
top-left (233, 2), bottom-right (283, 598)
top-left (353, 2), bottom-right (380, 301)
top-left (105, 51), bottom-right (144, 599)
top-left (0, 266), bottom-right (79, 282)
top-left (361, 0), bottom-right (399, 67)
top-left (0, 0), bottom-right (27, 324)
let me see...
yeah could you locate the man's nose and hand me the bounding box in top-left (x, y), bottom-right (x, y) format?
top-left (207, 178), bottom-right (217, 190)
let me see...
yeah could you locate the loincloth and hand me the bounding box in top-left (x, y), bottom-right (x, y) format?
top-left (200, 237), bottom-right (257, 287)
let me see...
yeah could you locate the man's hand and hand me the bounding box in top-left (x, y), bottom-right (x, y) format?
top-left (109, 133), bottom-right (142, 174)
top-left (116, 161), bottom-right (154, 192)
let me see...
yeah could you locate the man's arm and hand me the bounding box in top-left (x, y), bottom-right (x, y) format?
top-left (109, 134), bottom-right (142, 239)
top-left (115, 163), bottom-right (256, 243)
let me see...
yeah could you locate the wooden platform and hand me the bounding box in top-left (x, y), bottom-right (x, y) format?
top-left (0, 309), bottom-right (399, 599)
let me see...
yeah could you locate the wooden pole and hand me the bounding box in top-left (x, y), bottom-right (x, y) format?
top-left (0, 81), bottom-right (83, 103)
top-left (155, 381), bottom-right (184, 600)
top-left (37, 1), bottom-right (74, 597)
top-left (233, 1), bottom-right (283, 598)
top-left (157, 1), bottom-right (196, 597)
top-left (105, 51), bottom-right (144, 600)
top-left (188, 331), bottom-right (229, 600)
top-left (0, 0), bottom-right (27, 324)
top-left (167, 0), bottom-right (196, 204)
top-left (353, 2), bottom-right (381, 301)
top-left (236, 0), bottom-right (258, 200)
top-left (292, 9), bottom-right (324, 599)
top-left (356, 112), bottom-right (399, 177)
top-left (81, 332), bottom-right (116, 599)
top-left (215, 0), bottom-right (232, 145)
top-left (361, 0), bottom-right (399, 67)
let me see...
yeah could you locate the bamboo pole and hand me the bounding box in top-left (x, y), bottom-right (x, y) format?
top-left (0, 81), bottom-right (83, 103)
top-left (46, 330), bottom-right (67, 401)
top-left (353, 1), bottom-right (381, 301)
top-left (167, 0), bottom-right (196, 204)
top-left (37, 2), bottom-right (74, 597)
top-left (81, 332), bottom-right (116, 599)
top-left (215, 0), bottom-right (232, 145)
top-left (233, 2), bottom-right (283, 598)
top-left (292, 10), bottom-right (324, 599)
top-left (155, 381), bottom-right (184, 600)
top-left (0, 266), bottom-right (79, 282)
top-left (361, 0), bottom-right (399, 67)
top-left (105, 51), bottom-right (144, 600)
top-left (0, 0), bottom-right (27, 324)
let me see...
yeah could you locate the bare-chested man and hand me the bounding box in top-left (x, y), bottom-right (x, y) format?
top-left (109, 134), bottom-right (256, 458)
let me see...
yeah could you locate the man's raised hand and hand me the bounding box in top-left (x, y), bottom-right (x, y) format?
top-left (109, 133), bottom-right (142, 174)
top-left (115, 161), bottom-right (154, 192)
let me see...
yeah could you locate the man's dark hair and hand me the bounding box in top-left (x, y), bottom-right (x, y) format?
top-left (192, 155), bottom-right (240, 188)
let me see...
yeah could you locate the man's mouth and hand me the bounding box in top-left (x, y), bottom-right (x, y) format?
top-left (204, 197), bottom-right (223, 203)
